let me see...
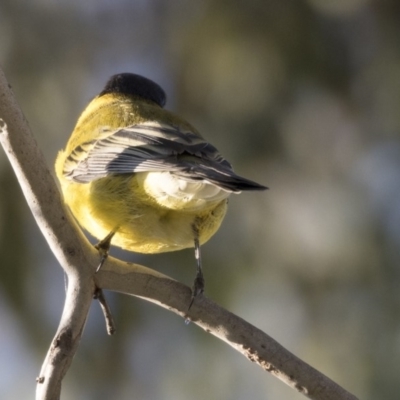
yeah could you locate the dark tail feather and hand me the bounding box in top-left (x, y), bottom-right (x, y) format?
top-left (175, 164), bottom-right (268, 193)
top-left (206, 172), bottom-right (268, 192)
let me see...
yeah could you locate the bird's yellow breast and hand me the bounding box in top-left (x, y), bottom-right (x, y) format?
top-left (55, 168), bottom-right (228, 253)
top-left (55, 92), bottom-right (228, 253)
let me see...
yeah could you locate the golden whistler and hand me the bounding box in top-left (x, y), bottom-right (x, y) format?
top-left (55, 73), bottom-right (267, 304)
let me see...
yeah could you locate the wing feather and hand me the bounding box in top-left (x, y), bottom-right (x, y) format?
top-left (63, 121), bottom-right (266, 192)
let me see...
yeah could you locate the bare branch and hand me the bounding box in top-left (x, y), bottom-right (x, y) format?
top-left (0, 67), bottom-right (359, 400)
top-left (0, 67), bottom-right (96, 400)
top-left (96, 260), bottom-right (358, 400)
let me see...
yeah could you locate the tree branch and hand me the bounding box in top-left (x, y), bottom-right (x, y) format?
top-left (0, 67), bottom-right (96, 400)
top-left (0, 67), bottom-right (359, 400)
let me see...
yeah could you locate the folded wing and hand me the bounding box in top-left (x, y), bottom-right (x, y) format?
top-left (63, 121), bottom-right (267, 192)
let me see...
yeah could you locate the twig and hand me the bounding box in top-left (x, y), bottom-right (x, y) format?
top-left (94, 288), bottom-right (116, 335)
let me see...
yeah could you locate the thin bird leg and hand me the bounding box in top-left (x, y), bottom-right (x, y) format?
top-left (94, 231), bottom-right (115, 272)
top-left (93, 231), bottom-right (117, 333)
top-left (189, 237), bottom-right (205, 310)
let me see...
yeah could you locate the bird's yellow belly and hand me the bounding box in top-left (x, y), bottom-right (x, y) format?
top-left (61, 174), bottom-right (228, 253)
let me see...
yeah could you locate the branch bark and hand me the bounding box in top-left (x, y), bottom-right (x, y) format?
top-left (0, 67), bottom-right (359, 400)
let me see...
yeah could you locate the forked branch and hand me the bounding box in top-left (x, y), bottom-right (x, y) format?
top-left (0, 67), bottom-right (358, 400)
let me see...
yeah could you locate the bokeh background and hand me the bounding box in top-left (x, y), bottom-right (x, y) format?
top-left (1, 0), bottom-right (400, 399)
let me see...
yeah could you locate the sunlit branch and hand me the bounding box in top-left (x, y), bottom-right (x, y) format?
top-left (0, 67), bottom-right (358, 400)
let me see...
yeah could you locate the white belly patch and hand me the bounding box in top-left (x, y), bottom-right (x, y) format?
top-left (138, 171), bottom-right (230, 211)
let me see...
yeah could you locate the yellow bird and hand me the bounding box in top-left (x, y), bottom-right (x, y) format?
top-left (55, 73), bottom-right (267, 305)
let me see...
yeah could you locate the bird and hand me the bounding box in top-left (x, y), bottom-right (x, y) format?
top-left (55, 73), bottom-right (267, 308)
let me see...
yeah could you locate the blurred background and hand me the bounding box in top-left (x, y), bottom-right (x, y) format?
top-left (1, 0), bottom-right (400, 399)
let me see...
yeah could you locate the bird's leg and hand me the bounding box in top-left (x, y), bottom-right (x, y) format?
top-left (94, 231), bottom-right (115, 272)
top-left (93, 231), bottom-right (117, 334)
top-left (189, 237), bottom-right (204, 310)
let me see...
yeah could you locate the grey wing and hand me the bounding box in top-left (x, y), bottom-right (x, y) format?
top-left (63, 121), bottom-right (267, 192)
